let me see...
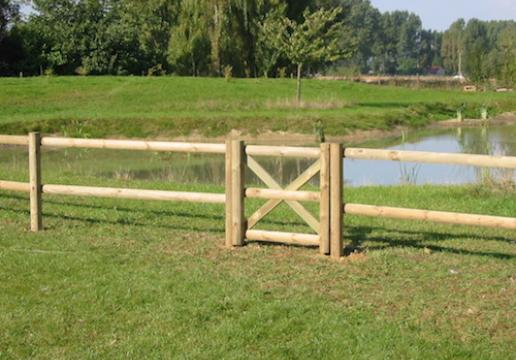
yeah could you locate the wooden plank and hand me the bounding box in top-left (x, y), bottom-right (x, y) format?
top-left (42, 184), bottom-right (225, 203)
top-left (246, 230), bottom-right (320, 246)
top-left (0, 135), bottom-right (28, 146)
top-left (345, 203), bottom-right (516, 230)
top-left (29, 132), bottom-right (42, 232)
top-left (41, 137), bottom-right (226, 154)
top-left (319, 143), bottom-right (330, 255)
top-left (231, 140), bottom-right (245, 246)
top-left (345, 148), bottom-right (516, 169)
top-left (0, 180), bottom-right (30, 193)
top-left (245, 188), bottom-right (320, 202)
top-left (246, 145), bottom-right (320, 158)
top-left (246, 156), bottom-right (320, 232)
top-left (330, 143), bottom-right (343, 259)
top-left (225, 139), bottom-right (232, 247)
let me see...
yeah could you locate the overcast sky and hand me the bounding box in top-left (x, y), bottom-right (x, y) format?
top-left (370, 0), bottom-right (516, 31)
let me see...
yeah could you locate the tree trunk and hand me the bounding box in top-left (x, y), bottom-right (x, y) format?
top-left (296, 63), bottom-right (303, 104)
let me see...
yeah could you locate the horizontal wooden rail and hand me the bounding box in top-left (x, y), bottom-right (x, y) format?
top-left (42, 184), bottom-right (225, 203)
top-left (0, 180), bottom-right (30, 193)
top-left (246, 230), bottom-right (320, 246)
top-left (245, 188), bottom-right (320, 202)
top-left (0, 135), bottom-right (28, 146)
top-left (345, 203), bottom-right (516, 230)
top-left (41, 137), bottom-right (226, 154)
top-left (246, 145), bottom-right (320, 158)
top-left (345, 148), bottom-right (516, 169)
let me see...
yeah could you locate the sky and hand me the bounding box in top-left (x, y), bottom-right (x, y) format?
top-left (370, 0), bottom-right (516, 31)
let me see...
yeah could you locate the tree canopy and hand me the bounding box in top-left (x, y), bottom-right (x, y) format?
top-left (0, 0), bottom-right (514, 86)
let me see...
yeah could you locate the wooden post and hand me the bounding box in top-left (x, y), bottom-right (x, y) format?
top-left (319, 143), bottom-right (330, 255)
top-left (330, 143), bottom-right (343, 259)
top-left (225, 138), bottom-right (232, 247)
top-left (29, 132), bottom-right (42, 232)
top-left (231, 140), bottom-right (245, 246)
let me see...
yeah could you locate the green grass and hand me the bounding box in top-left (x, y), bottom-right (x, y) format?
top-left (1, 78), bottom-right (515, 358)
top-left (0, 179), bottom-right (515, 358)
top-left (1, 76), bottom-right (515, 138)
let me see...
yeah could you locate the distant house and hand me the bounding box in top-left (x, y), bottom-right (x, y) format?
top-left (427, 66), bottom-right (446, 76)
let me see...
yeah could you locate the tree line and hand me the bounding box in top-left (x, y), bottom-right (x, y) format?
top-left (0, 0), bottom-right (515, 85)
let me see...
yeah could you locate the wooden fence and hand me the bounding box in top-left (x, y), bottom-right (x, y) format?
top-left (1, 133), bottom-right (515, 259)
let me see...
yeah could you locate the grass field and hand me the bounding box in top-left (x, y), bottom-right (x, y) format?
top-left (1, 76), bottom-right (515, 138)
top-left (0, 164), bottom-right (515, 358)
top-left (1, 78), bottom-right (515, 358)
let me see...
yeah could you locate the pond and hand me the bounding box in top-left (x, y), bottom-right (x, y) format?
top-left (0, 124), bottom-right (515, 187)
top-left (345, 124), bottom-right (516, 186)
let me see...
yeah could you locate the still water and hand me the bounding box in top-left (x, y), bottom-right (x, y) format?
top-left (0, 124), bottom-right (515, 187)
top-left (345, 124), bottom-right (516, 186)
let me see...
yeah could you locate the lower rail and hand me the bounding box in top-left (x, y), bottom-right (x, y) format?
top-left (345, 203), bottom-right (516, 231)
top-left (42, 184), bottom-right (226, 204)
top-left (0, 180), bottom-right (30, 193)
top-left (245, 230), bottom-right (320, 246)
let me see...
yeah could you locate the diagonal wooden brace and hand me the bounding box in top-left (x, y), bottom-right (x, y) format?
top-left (247, 156), bottom-right (321, 232)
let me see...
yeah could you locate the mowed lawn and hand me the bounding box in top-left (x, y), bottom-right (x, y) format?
top-left (0, 180), bottom-right (515, 359)
top-left (1, 76), bottom-right (515, 138)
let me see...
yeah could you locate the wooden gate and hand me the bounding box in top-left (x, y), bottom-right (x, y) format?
top-left (225, 140), bottom-right (344, 258)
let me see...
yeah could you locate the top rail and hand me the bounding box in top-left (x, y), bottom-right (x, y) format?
top-left (345, 148), bottom-right (516, 169)
top-left (41, 137), bottom-right (227, 154)
top-left (0, 135), bottom-right (28, 146)
top-left (246, 145), bottom-right (320, 158)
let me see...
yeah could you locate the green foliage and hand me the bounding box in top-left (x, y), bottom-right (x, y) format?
top-left (256, 5), bottom-right (286, 78)
top-left (279, 7), bottom-right (348, 101)
top-left (496, 26), bottom-right (516, 86)
top-left (0, 2), bottom-right (514, 84)
top-left (168, 0), bottom-right (211, 76)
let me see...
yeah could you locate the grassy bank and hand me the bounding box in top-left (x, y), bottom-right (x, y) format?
top-left (1, 76), bottom-right (515, 138)
top-left (0, 181), bottom-right (514, 358)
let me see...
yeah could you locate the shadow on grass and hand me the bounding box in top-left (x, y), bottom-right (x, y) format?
top-left (1, 193), bottom-right (513, 259)
top-left (0, 192), bottom-right (309, 227)
top-left (346, 226), bottom-right (515, 260)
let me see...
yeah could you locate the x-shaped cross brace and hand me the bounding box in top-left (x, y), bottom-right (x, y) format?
top-left (247, 156), bottom-right (321, 232)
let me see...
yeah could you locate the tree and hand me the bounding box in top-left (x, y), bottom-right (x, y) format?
top-left (256, 5), bottom-right (286, 77)
top-left (280, 7), bottom-right (346, 102)
top-left (463, 19), bottom-right (488, 83)
top-left (441, 19), bottom-right (465, 75)
top-left (496, 26), bottom-right (516, 86)
top-left (168, 0), bottom-right (210, 76)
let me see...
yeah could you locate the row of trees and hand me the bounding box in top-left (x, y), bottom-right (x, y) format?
top-left (441, 19), bottom-right (516, 85)
top-left (1, 0), bottom-right (515, 85)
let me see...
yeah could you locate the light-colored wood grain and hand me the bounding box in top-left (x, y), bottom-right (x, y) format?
top-left (319, 143), bottom-right (330, 255)
top-left (0, 180), bottom-right (30, 193)
top-left (246, 230), bottom-right (319, 246)
top-left (231, 140), bottom-right (245, 246)
top-left (0, 135), bottom-right (28, 146)
top-left (42, 184), bottom-right (225, 203)
top-left (345, 148), bottom-right (516, 169)
top-left (246, 156), bottom-right (320, 232)
top-left (330, 143), bottom-right (343, 259)
top-left (246, 145), bottom-right (320, 158)
top-left (225, 139), bottom-right (232, 247)
top-left (245, 188), bottom-right (320, 202)
top-left (29, 132), bottom-right (42, 232)
top-left (41, 137), bottom-right (226, 154)
top-left (345, 203), bottom-right (516, 230)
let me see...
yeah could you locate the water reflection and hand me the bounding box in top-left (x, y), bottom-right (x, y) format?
top-left (344, 124), bottom-right (515, 186)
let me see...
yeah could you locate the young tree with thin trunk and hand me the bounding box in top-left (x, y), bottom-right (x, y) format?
top-left (280, 8), bottom-right (346, 103)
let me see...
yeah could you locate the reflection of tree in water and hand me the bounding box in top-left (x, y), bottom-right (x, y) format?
top-left (456, 125), bottom-right (516, 184)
